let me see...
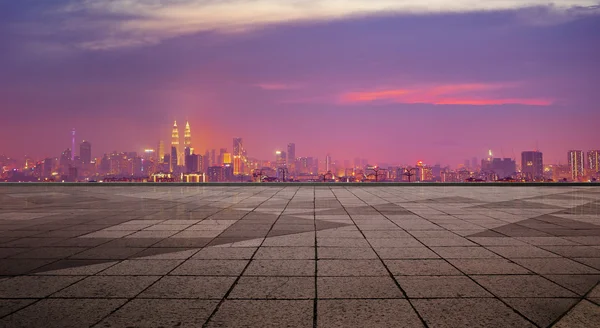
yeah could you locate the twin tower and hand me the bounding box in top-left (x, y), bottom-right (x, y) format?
top-left (170, 120), bottom-right (192, 169)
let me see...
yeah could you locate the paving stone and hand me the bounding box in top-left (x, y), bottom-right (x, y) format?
top-left (52, 276), bottom-right (160, 298)
top-left (412, 298), bottom-right (536, 328)
top-left (0, 299), bottom-right (126, 328)
top-left (254, 247), bottom-right (315, 259)
top-left (96, 299), bottom-right (218, 327)
top-left (318, 247), bottom-right (378, 259)
top-left (553, 300), bottom-right (600, 328)
top-left (473, 275), bottom-right (578, 297)
top-left (33, 259), bottom-right (117, 275)
top-left (511, 258), bottom-right (600, 274)
top-left (502, 298), bottom-right (579, 327)
top-left (206, 300), bottom-right (313, 328)
top-left (98, 259), bottom-right (183, 275)
top-left (0, 276), bottom-right (83, 298)
top-left (0, 299), bottom-right (37, 317)
top-left (170, 259), bottom-right (248, 276)
top-left (140, 276), bottom-right (235, 299)
top-left (230, 276), bottom-right (314, 299)
top-left (431, 246), bottom-right (501, 259)
top-left (244, 259), bottom-right (314, 276)
top-left (543, 274), bottom-right (600, 295)
top-left (317, 299), bottom-right (423, 328)
top-left (317, 276), bottom-right (403, 298)
top-left (486, 246), bottom-right (560, 258)
top-left (318, 260), bottom-right (388, 276)
top-left (375, 247), bottom-right (440, 259)
top-left (385, 259), bottom-right (462, 276)
top-left (396, 275), bottom-right (491, 298)
top-left (448, 259), bottom-right (531, 274)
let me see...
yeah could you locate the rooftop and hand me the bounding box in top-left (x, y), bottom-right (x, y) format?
top-left (0, 185), bottom-right (599, 327)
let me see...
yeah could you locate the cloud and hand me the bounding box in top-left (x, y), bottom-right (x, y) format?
top-left (339, 83), bottom-right (553, 106)
top-left (52, 0), bottom-right (597, 49)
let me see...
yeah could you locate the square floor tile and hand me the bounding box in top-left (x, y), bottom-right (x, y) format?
top-left (170, 259), bottom-right (248, 276)
top-left (244, 260), bottom-right (314, 276)
top-left (52, 276), bottom-right (160, 298)
top-left (317, 276), bottom-right (403, 299)
top-left (396, 275), bottom-right (491, 298)
top-left (317, 299), bottom-right (423, 328)
top-left (385, 259), bottom-right (462, 276)
top-left (139, 276), bottom-right (235, 299)
top-left (318, 260), bottom-right (388, 276)
top-left (230, 276), bottom-right (314, 299)
top-left (205, 300), bottom-right (313, 328)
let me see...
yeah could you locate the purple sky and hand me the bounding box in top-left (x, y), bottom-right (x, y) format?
top-left (1, 1), bottom-right (599, 166)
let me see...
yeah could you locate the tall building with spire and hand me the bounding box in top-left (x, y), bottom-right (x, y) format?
top-left (184, 121), bottom-right (192, 148)
top-left (171, 121), bottom-right (180, 171)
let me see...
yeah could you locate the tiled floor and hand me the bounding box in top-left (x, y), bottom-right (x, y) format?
top-left (0, 185), bottom-right (599, 327)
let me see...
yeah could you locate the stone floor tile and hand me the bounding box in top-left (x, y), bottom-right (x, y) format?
top-left (206, 300), bottom-right (313, 328)
top-left (418, 237), bottom-right (477, 247)
top-left (0, 276), bottom-right (82, 298)
top-left (0, 299), bottom-right (126, 328)
top-left (254, 247), bottom-right (315, 259)
top-left (502, 297), bottom-right (579, 327)
top-left (473, 275), bottom-right (578, 297)
top-left (431, 246), bottom-right (501, 259)
top-left (543, 274), bottom-right (600, 295)
top-left (511, 258), bottom-right (600, 274)
top-left (139, 276), bottom-right (235, 299)
top-left (448, 259), bottom-right (531, 275)
top-left (192, 247), bottom-right (256, 259)
top-left (539, 245), bottom-right (600, 258)
top-left (0, 299), bottom-right (37, 317)
top-left (367, 238), bottom-right (423, 248)
top-left (69, 247), bottom-right (145, 260)
top-left (317, 299), bottom-right (423, 328)
top-left (170, 259), bottom-right (248, 276)
top-left (553, 300), bottom-right (600, 328)
top-left (33, 260), bottom-right (117, 275)
top-left (52, 276), bottom-right (160, 298)
top-left (244, 259), bottom-right (314, 276)
top-left (486, 245), bottom-right (560, 258)
top-left (396, 275), bottom-right (491, 298)
top-left (317, 238), bottom-right (370, 248)
top-left (375, 247), bottom-right (440, 259)
top-left (412, 298), bottom-right (535, 328)
top-left (318, 260), bottom-right (388, 276)
top-left (99, 259), bottom-right (184, 275)
top-left (317, 276), bottom-right (403, 299)
top-left (385, 259), bottom-right (462, 276)
top-left (96, 299), bottom-right (218, 327)
top-left (318, 247), bottom-right (377, 259)
top-left (230, 276), bottom-right (314, 299)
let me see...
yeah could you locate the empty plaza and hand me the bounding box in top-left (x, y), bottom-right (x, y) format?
top-left (0, 185), bottom-right (599, 327)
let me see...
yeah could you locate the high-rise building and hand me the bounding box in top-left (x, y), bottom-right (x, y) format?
top-left (80, 141), bottom-right (92, 164)
top-left (287, 143), bottom-right (296, 164)
top-left (568, 150), bottom-right (585, 181)
top-left (588, 150), bottom-right (599, 174)
top-left (184, 121), bottom-right (191, 148)
top-left (275, 151), bottom-right (286, 168)
top-left (171, 121), bottom-right (180, 166)
top-left (158, 140), bottom-right (165, 162)
top-left (521, 151), bottom-right (543, 181)
top-left (170, 146), bottom-right (178, 173)
top-left (233, 138), bottom-right (243, 175)
top-left (71, 129), bottom-right (76, 161)
top-left (325, 154), bottom-right (332, 172)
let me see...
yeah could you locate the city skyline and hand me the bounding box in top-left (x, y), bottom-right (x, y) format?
top-left (1, 1), bottom-right (599, 165)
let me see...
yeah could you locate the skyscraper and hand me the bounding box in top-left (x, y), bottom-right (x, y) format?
top-left (568, 150), bottom-right (584, 181)
top-left (521, 151), bottom-right (543, 181)
top-left (233, 138), bottom-right (243, 175)
top-left (158, 140), bottom-right (165, 162)
top-left (171, 121), bottom-right (180, 168)
top-left (287, 143), bottom-right (296, 176)
top-left (80, 141), bottom-right (92, 164)
top-left (71, 129), bottom-right (76, 161)
top-left (588, 150), bottom-right (599, 174)
top-left (184, 121), bottom-right (192, 148)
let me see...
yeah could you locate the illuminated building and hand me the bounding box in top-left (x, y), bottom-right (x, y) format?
top-left (185, 153), bottom-right (201, 173)
top-left (207, 166), bottom-right (225, 182)
top-left (568, 150), bottom-right (585, 181)
top-left (80, 141), bottom-right (92, 164)
top-left (588, 150), bottom-right (599, 175)
top-left (71, 129), bottom-right (76, 161)
top-left (521, 151), bottom-right (543, 181)
top-left (275, 151), bottom-right (287, 168)
top-left (233, 138), bottom-right (243, 175)
top-left (171, 121), bottom-right (180, 171)
top-left (481, 151), bottom-right (516, 180)
top-left (158, 140), bottom-right (165, 162)
top-left (287, 143), bottom-right (296, 176)
top-left (184, 121), bottom-right (191, 148)
top-left (325, 154), bottom-right (331, 172)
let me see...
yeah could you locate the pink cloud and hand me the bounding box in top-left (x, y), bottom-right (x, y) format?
top-left (339, 82), bottom-right (552, 106)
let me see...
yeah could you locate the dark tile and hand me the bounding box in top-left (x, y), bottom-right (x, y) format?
top-left (96, 299), bottom-right (218, 327)
top-left (140, 276), bottom-right (235, 299)
top-left (230, 276), bottom-right (314, 299)
top-left (206, 300), bottom-right (313, 328)
top-left (413, 298), bottom-right (535, 328)
top-left (99, 259), bottom-right (183, 275)
top-left (0, 299), bottom-right (126, 328)
top-left (317, 276), bottom-right (403, 299)
top-left (170, 259), bottom-right (248, 276)
top-left (502, 298), bottom-right (578, 328)
top-left (385, 259), bottom-right (462, 276)
top-left (396, 276), bottom-right (491, 298)
top-left (448, 259), bottom-right (531, 275)
top-left (0, 299), bottom-right (37, 317)
top-left (317, 299), bottom-right (423, 328)
top-left (0, 276), bottom-right (82, 298)
top-left (318, 260), bottom-right (388, 276)
top-left (52, 276), bottom-right (159, 298)
top-left (245, 260), bottom-right (314, 276)
top-left (473, 275), bottom-right (578, 297)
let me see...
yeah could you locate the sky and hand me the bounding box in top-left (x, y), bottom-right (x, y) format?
top-left (1, 0), bottom-right (599, 166)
